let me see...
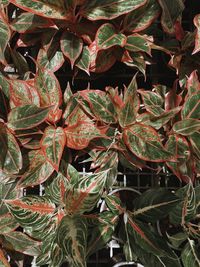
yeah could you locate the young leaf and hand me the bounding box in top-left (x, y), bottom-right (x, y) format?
top-left (8, 104), bottom-right (51, 130)
top-left (123, 123), bottom-right (172, 162)
top-left (193, 14), bottom-right (200, 55)
top-left (80, 0), bottom-right (147, 20)
top-left (0, 13), bottom-right (11, 65)
top-left (0, 123), bottom-right (22, 174)
top-left (9, 0), bottom-right (71, 20)
top-left (57, 215), bottom-right (87, 267)
top-left (60, 32), bottom-right (83, 68)
top-left (41, 126), bottom-right (66, 171)
top-left (173, 118), bottom-right (200, 136)
top-left (96, 23), bottom-right (126, 51)
top-left (181, 239), bottom-right (200, 267)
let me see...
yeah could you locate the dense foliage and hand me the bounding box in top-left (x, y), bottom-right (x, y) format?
top-left (0, 0), bottom-right (200, 266)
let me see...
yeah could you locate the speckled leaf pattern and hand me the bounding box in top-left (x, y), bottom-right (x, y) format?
top-left (0, 14), bottom-right (11, 65)
top-left (57, 215), bottom-right (87, 267)
top-left (61, 32), bottom-right (83, 68)
top-left (123, 123), bottom-right (172, 162)
top-left (41, 126), bottom-right (66, 171)
top-left (5, 196), bottom-right (55, 230)
top-left (182, 92), bottom-right (200, 119)
top-left (193, 14), bottom-right (200, 54)
top-left (181, 239), bottom-right (200, 267)
top-left (9, 0), bottom-right (70, 20)
top-left (96, 23), bottom-right (126, 50)
top-left (8, 104), bottom-right (51, 130)
top-left (173, 118), bottom-right (200, 135)
top-left (0, 123), bottom-right (22, 174)
top-left (81, 0), bottom-right (147, 20)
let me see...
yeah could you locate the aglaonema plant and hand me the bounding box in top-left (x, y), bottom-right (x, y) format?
top-left (0, 0), bottom-right (200, 267)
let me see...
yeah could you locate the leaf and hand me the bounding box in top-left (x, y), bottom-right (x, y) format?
top-left (9, 79), bottom-right (40, 107)
top-left (60, 32), bottom-right (83, 68)
top-left (5, 196), bottom-right (55, 230)
top-left (182, 92), bottom-right (200, 119)
top-left (17, 150), bottom-right (54, 188)
top-left (125, 34), bottom-right (152, 54)
top-left (80, 0), bottom-right (147, 20)
top-left (193, 14), bottom-right (200, 54)
top-left (133, 188), bottom-right (180, 223)
top-left (9, 0), bottom-right (71, 20)
top-left (56, 215), bottom-right (87, 267)
top-left (96, 23), bottom-right (126, 51)
top-left (123, 123), bottom-right (172, 162)
top-left (169, 183), bottom-right (196, 225)
top-left (0, 214), bottom-right (18, 234)
top-left (186, 70), bottom-right (200, 95)
top-left (138, 89), bottom-right (164, 116)
top-left (0, 182), bottom-right (19, 216)
top-left (0, 13), bottom-right (11, 65)
top-left (173, 118), bottom-right (200, 136)
top-left (41, 126), bottom-right (66, 171)
top-left (181, 239), bottom-right (200, 267)
top-left (0, 123), bottom-right (22, 174)
top-left (64, 171), bottom-right (108, 214)
top-left (65, 121), bottom-right (104, 150)
top-left (11, 13), bottom-right (55, 33)
top-left (76, 46), bottom-right (90, 75)
top-left (189, 132), bottom-right (200, 159)
top-left (166, 232), bottom-right (188, 249)
top-left (3, 231), bottom-right (41, 256)
top-left (123, 0), bottom-right (161, 32)
top-left (157, 0), bottom-right (185, 34)
top-left (0, 86), bottom-right (9, 121)
top-left (8, 104), bottom-right (51, 130)
top-left (0, 248), bottom-right (10, 267)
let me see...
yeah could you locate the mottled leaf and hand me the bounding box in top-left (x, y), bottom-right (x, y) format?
top-left (182, 92), bottom-right (200, 119)
top-left (173, 118), bottom-right (200, 136)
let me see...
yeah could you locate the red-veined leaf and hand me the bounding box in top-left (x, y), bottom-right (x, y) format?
top-left (17, 150), bottom-right (54, 188)
top-left (125, 34), bottom-right (152, 54)
top-left (0, 214), bottom-right (18, 234)
top-left (0, 123), bottom-right (22, 174)
top-left (193, 14), bottom-right (200, 55)
top-left (7, 104), bottom-right (51, 130)
top-left (57, 215), bottom-right (87, 267)
top-left (0, 248), bottom-right (10, 267)
top-left (41, 126), bottom-right (66, 171)
top-left (0, 13), bottom-right (11, 65)
top-left (60, 32), bottom-right (83, 68)
top-left (5, 196), bottom-right (55, 229)
top-left (123, 0), bottom-right (161, 32)
top-left (96, 23), bottom-right (126, 51)
top-left (9, 0), bottom-right (71, 20)
top-left (182, 92), bottom-right (200, 119)
top-left (80, 0), bottom-right (147, 20)
top-left (173, 118), bottom-right (200, 136)
top-left (123, 123), bottom-right (172, 162)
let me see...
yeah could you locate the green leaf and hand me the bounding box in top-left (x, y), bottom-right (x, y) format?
top-left (5, 196), bottom-right (55, 230)
top-left (3, 231), bottom-right (41, 256)
top-left (173, 118), bottom-right (200, 136)
top-left (81, 0), bottom-right (147, 20)
top-left (41, 126), bottom-right (66, 171)
top-left (0, 214), bottom-right (18, 234)
top-left (193, 14), bottom-right (200, 54)
top-left (61, 32), bottom-right (83, 68)
top-left (18, 150), bottom-right (54, 188)
top-left (57, 215), bottom-right (87, 267)
top-left (8, 104), bottom-right (51, 130)
top-left (0, 14), bottom-right (11, 65)
top-left (76, 46), bottom-right (90, 75)
top-left (0, 86), bottom-right (9, 121)
top-left (65, 171), bottom-right (108, 214)
top-left (181, 239), bottom-right (200, 267)
top-left (123, 123), bottom-right (172, 162)
top-left (123, 0), bottom-right (161, 32)
top-left (169, 183), bottom-right (196, 225)
top-left (0, 123), bottom-right (22, 174)
top-left (0, 182), bottom-right (19, 216)
top-left (189, 132), bottom-right (200, 159)
top-left (133, 188), bottom-right (180, 222)
top-left (166, 232), bottom-right (188, 249)
top-left (11, 13), bottom-right (54, 33)
top-left (0, 248), bottom-right (10, 267)
top-left (9, 0), bottom-right (71, 20)
top-left (157, 0), bottom-right (185, 34)
top-left (138, 89), bottom-right (164, 116)
top-left (96, 23), bottom-right (126, 51)
top-left (182, 92), bottom-right (200, 119)
top-left (125, 34), bottom-right (152, 54)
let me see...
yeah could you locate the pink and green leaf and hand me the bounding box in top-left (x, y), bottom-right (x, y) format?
top-left (0, 13), bottom-right (11, 65)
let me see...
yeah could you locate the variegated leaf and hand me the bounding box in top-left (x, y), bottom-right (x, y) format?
top-left (60, 32), bottom-right (83, 68)
top-left (76, 46), bottom-right (90, 75)
top-left (0, 214), bottom-right (18, 234)
top-left (125, 34), bottom-right (152, 54)
top-left (9, 0), bottom-right (71, 20)
top-left (181, 239), bottom-right (200, 267)
top-left (0, 123), bottom-right (22, 174)
top-left (80, 0), bottom-right (147, 20)
top-left (8, 104), bottom-right (51, 130)
top-left (186, 70), bottom-right (200, 95)
top-left (189, 132), bottom-right (200, 159)
top-left (123, 123), bottom-right (172, 162)
top-left (182, 92), bottom-right (200, 119)
top-left (0, 182), bottom-right (19, 216)
top-left (57, 215), bottom-right (87, 267)
top-left (173, 118), bottom-right (200, 136)
top-left (0, 13), bottom-right (11, 65)
top-left (5, 196), bottom-right (55, 230)
top-left (41, 126), bottom-right (66, 171)
top-left (193, 14), bottom-right (200, 54)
